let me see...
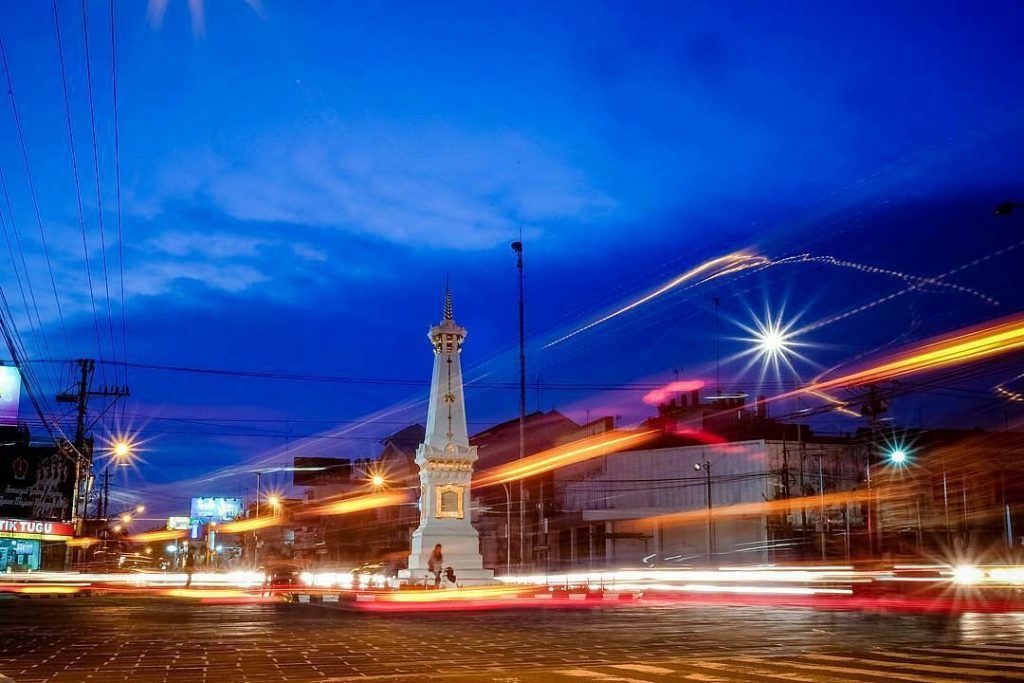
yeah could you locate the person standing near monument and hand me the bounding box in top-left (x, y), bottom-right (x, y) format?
top-left (427, 544), bottom-right (443, 587)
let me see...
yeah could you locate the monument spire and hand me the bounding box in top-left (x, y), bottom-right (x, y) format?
top-left (444, 278), bottom-right (453, 321)
top-left (398, 280), bottom-right (494, 586)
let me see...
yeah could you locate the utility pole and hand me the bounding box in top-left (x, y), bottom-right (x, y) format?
top-left (861, 383), bottom-right (888, 555)
top-left (511, 237), bottom-right (526, 574)
top-left (695, 459), bottom-right (715, 565)
top-left (56, 359), bottom-right (130, 538)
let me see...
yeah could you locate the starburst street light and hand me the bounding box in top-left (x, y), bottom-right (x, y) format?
top-left (732, 304), bottom-right (814, 385)
top-left (888, 449), bottom-right (908, 465)
top-left (371, 474), bottom-right (386, 489)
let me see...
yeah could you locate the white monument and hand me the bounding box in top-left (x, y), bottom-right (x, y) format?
top-left (398, 287), bottom-right (495, 586)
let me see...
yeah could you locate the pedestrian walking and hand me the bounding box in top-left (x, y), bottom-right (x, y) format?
top-left (184, 551), bottom-right (196, 588)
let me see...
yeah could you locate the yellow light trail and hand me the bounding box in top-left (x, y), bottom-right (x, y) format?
top-left (473, 429), bottom-right (659, 488)
top-left (778, 313), bottom-right (1024, 400)
top-left (216, 516), bottom-right (283, 533)
top-left (128, 529), bottom-right (188, 543)
top-left (544, 251), bottom-right (769, 348)
top-left (303, 490), bottom-right (411, 517)
top-left (644, 489), bottom-right (878, 526)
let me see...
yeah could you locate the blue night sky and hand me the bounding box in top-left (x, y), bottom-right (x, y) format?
top-left (1, 1), bottom-right (1023, 515)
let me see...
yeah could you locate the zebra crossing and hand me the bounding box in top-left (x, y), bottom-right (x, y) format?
top-left (369, 643), bottom-right (1024, 683)
top-left (543, 643), bottom-right (1024, 682)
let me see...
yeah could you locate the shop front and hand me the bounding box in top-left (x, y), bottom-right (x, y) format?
top-left (0, 518), bottom-right (74, 571)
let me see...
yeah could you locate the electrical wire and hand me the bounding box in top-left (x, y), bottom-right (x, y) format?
top-left (0, 37), bottom-right (73, 361)
top-left (53, 0), bottom-right (106, 368)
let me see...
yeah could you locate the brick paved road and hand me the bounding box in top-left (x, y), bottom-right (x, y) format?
top-left (1, 598), bottom-right (1022, 682)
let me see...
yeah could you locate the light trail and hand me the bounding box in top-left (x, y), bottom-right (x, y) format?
top-left (643, 489), bottom-right (878, 527)
top-left (777, 313), bottom-right (1024, 399)
top-left (794, 239), bottom-right (1023, 335)
top-left (643, 380), bottom-right (704, 405)
top-left (216, 515), bottom-right (284, 533)
top-left (302, 490), bottom-right (411, 517)
top-left (128, 529), bottom-right (187, 543)
top-left (473, 429), bottom-right (660, 488)
top-left (544, 251), bottom-right (770, 348)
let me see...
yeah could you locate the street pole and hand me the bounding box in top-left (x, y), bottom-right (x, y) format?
top-left (818, 454), bottom-right (826, 561)
top-left (696, 459), bottom-right (714, 565)
top-left (502, 482), bottom-right (512, 575)
top-left (512, 238), bottom-right (526, 574)
top-left (254, 471), bottom-right (261, 568)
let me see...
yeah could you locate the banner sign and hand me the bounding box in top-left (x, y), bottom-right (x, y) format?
top-left (0, 517), bottom-right (74, 541)
top-left (0, 445), bottom-right (74, 520)
top-left (190, 497), bottom-right (244, 522)
top-left (0, 366), bottom-right (20, 426)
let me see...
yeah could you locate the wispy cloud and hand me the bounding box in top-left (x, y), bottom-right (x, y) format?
top-left (144, 125), bottom-right (616, 250)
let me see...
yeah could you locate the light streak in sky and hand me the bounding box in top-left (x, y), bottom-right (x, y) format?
top-left (793, 239), bottom-right (1023, 335)
top-left (777, 313), bottom-right (1024, 399)
top-left (215, 515), bottom-right (283, 534)
top-left (995, 371), bottom-right (1024, 402)
top-left (544, 251), bottom-right (770, 348)
top-left (473, 429), bottom-right (660, 488)
top-left (767, 254), bottom-right (996, 305)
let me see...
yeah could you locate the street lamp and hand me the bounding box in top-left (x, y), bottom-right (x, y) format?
top-left (119, 513), bottom-right (132, 525)
top-left (888, 448), bottom-right (908, 466)
top-left (370, 474), bottom-right (385, 489)
top-left (694, 460), bottom-right (715, 565)
top-left (511, 238), bottom-right (527, 573)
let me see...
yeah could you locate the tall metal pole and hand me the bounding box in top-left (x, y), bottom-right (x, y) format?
top-left (697, 459), bottom-right (714, 564)
top-left (502, 482), bottom-right (512, 576)
top-left (254, 471), bottom-right (261, 568)
top-left (512, 238), bottom-right (526, 573)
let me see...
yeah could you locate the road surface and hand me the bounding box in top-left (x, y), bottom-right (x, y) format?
top-left (2, 598), bottom-right (1024, 682)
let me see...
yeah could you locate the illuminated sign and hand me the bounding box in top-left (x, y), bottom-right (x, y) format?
top-left (166, 516), bottom-right (190, 531)
top-left (0, 366), bottom-right (20, 426)
top-left (0, 518), bottom-right (74, 541)
top-left (189, 497), bottom-right (244, 523)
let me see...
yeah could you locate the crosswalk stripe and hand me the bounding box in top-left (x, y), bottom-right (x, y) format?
top-left (873, 648), bottom-right (1024, 670)
top-left (688, 659), bottom-right (868, 682)
top-left (952, 643), bottom-right (1024, 653)
top-left (556, 669), bottom-right (652, 682)
top-left (739, 656), bottom-right (979, 683)
top-left (908, 646), bottom-right (1024, 661)
top-left (800, 653), bottom-right (1024, 679)
top-left (611, 664), bottom-right (676, 674)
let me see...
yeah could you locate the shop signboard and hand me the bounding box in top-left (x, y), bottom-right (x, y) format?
top-left (0, 445), bottom-right (75, 520)
top-left (0, 517), bottom-right (74, 541)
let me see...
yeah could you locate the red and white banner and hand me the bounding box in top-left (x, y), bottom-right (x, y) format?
top-left (0, 518), bottom-right (74, 540)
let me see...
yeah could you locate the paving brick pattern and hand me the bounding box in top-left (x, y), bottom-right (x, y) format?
top-left (0, 599), bottom-right (1021, 682)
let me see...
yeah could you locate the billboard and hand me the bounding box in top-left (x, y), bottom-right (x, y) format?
top-left (293, 457), bottom-right (351, 486)
top-left (0, 366), bottom-right (20, 426)
top-left (190, 497), bottom-right (244, 523)
top-left (0, 445), bottom-right (75, 521)
top-left (166, 516), bottom-right (190, 531)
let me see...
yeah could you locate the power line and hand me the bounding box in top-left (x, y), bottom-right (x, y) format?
top-left (52, 0), bottom-right (106, 368)
top-left (108, 0), bottom-right (128, 419)
top-left (79, 0), bottom-right (118, 383)
top-left (0, 38), bottom-right (73, 362)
